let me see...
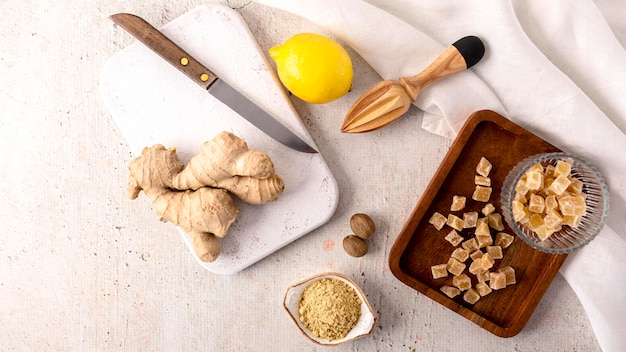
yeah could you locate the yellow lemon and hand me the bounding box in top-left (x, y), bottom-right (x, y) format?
top-left (269, 33), bottom-right (353, 104)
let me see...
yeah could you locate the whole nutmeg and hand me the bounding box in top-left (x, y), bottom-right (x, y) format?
top-left (350, 213), bottom-right (376, 240)
top-left (343, 235), bottom-right (368, 257)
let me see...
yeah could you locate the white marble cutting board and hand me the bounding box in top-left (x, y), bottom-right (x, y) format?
top-left (100, 4), bottom-right (339, 275)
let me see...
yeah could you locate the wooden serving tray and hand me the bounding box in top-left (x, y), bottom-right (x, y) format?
top-left (388, 110), bottom-right (567, 337)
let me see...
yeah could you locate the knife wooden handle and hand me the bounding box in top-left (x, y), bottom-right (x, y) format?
top-left (110, 13), bottom-right (218, 89)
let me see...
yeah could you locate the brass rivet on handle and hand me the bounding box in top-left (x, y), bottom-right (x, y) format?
top-left (180, 57), bottom-right (189, 66)
top-left (200, 73), bottom-right (209, 82)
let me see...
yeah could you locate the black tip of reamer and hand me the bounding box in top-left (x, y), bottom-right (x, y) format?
top-left (452, 36), bottom-right (485, 68)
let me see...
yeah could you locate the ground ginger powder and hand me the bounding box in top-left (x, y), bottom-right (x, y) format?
top-left (298, 278), bottom-right (362, 341)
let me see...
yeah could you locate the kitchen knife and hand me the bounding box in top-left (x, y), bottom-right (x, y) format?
top-left (109, 13), bottom-right (318, 154)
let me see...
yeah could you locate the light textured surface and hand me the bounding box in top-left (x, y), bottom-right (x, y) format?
top-left (0, 1), bottom-right (601, 351)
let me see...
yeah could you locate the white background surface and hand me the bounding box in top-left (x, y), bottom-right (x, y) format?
top-left (0, 1), bottom-right (601, 351)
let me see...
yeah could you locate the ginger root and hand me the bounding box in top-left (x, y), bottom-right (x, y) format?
top-left (172, 131), bottom-right (285, 204)
top-left (126, 132), bottom-right (284, 263)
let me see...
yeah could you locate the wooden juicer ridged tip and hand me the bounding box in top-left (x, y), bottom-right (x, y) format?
top-left (341, 36), bottom-right (485, 133)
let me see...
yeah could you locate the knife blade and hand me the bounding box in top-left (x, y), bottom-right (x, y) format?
top-left (109, 13), bottom-right (317, 154)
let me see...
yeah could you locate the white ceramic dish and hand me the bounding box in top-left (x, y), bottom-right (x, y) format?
top-left (283, 272), bottom-right (377, 345)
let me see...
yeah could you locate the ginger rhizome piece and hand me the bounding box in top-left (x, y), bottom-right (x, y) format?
top-left (126, 132), bottom-right (284, 262)
top-left (172, 131), bottom-right (284, 204)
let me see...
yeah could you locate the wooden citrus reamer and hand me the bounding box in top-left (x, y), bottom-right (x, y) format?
top-left (341, 36), bottom-right (485, 133)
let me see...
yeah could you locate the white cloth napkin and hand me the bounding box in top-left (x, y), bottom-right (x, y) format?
top-left (252, 0), bottom-right (626, 350)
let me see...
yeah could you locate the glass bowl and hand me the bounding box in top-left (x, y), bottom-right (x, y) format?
top-left (501, 152), bottom-right (609, 254)
top-left (283, 272), bottom-right (376, 345)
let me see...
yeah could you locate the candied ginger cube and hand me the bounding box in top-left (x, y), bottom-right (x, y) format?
top-left (444, 229), bottom-right (464, 246)
top-left (515, 180), bottom-right (530, 196)
top-left (494, 232), bottom-right (515, 248)
top-left (463, 288), bottom-right (481, 304)
top-left (489, 272), bottom-right (507, 290)
top-left (476, 235), bottom-right (493, 249)
top-left (447, 214), bottom-right (464, 231)
top-left (568, 178), bottom-right (584, 194)
top-left (453, 273), bottom-right (472, 291)
top-left (528, 213), bottom-right (545, 231)
top-left (528, 194), bottom-right (545, 213)
top-left (463, 212), bottom-right (479, 228)
top-left (572, 195), bottom-right (587, 216)
top-left (462, 238), bottom-right (479, 252)
top-left (440, 285), bottom-right (461, 298)
top-left (476, 270), bottom-right (491, 283)
top-left (543, 210), bottom-right (563, 229)
top-left (481, 203), bottom-right (496, 216)
top-left (486, 245), bottom-right (503, 259)
top-left (563, 215), bottom-right (582, 228)
top-left (525, 170), bottom-right (544, 190)
top-left (447, 258), bottom-right (466, 276)
top-left (475, 282), bottom-right (492, 296)
top-left (514, 191), bottom-right (528, 204)
top-left (554, 160), bottom-right (572, 177)
top-left (545, 195), bottom-right (558, 212)
top-left (511, 200), bottom-right (527, 222)
top-left (527, 162), bottom-right (544, 174)
top-left (498, 266), bottom-right (516, 285)
top-left (469, 250), bottom-right (484, 261)
top-left (488, 213), bottom-right (505, 231)
top-left (548, 175), bottom-right (572, 195)
top-left (431, 264), bottom-right (449, 279)
top-left (476, 157), bottom-right (493, 177)
top-left (468, 259), bottom-right (485, 275)
top-left (472, 186), bottom-right (492, 202)
top-left (451, 248), bottom-right (470, 262)
top-left (480, 253), bottom-right (495, 270)
top-left (475, 175), bottom-right (491, 186)
top-left (429, 212), bottom-right (447, 230)
top-left (558, 195), bottom-right (576, 216)
top-left (475, 222), bottom-right (490, 237)
top-left (450, 195), bottom-right (466, 211)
